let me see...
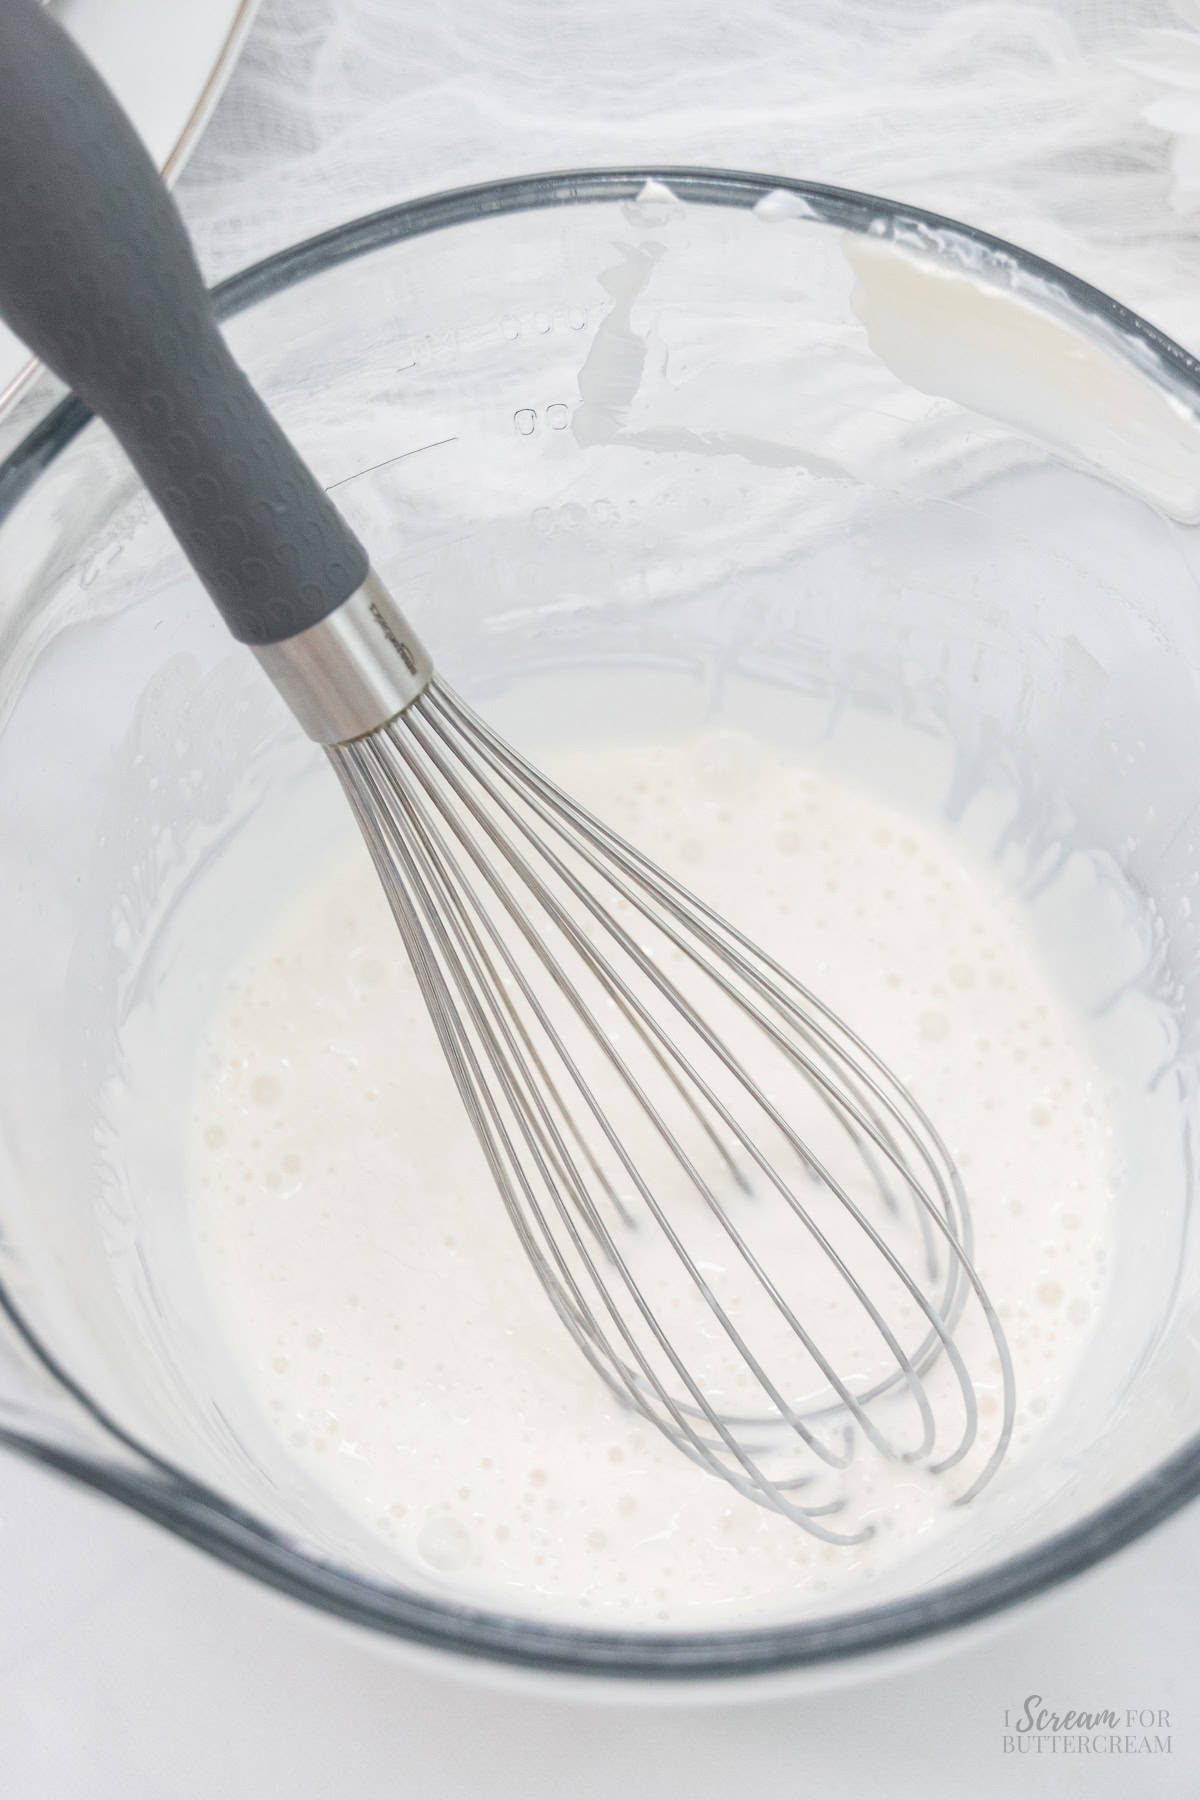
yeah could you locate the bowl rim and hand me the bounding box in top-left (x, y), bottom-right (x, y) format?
top-left (2, 163), bottom-right (1198, 1680)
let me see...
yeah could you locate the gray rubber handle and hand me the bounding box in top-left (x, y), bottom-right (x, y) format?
top-left (0, 0), bottom-right (368, 646)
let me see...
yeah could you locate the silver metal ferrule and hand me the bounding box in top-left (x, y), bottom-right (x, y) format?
top-left (253, 570), bottom-right (433, 744)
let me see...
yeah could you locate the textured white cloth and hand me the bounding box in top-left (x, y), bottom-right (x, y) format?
top-left (174, 0), bottom-right (1200, 351)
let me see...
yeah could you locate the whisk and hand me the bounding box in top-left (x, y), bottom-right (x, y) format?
top-left (0, 0), bottom-right (1014, 1541)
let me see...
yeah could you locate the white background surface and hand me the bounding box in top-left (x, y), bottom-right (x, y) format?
top-left (6, 0), bottom-right (1200, 1792)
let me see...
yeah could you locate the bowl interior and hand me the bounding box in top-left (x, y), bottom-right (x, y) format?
top-left (2, 172), bottom-right (1200, 1672)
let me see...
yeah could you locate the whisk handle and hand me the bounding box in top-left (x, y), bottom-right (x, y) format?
top-left (0, 0), bottom-right (367, 647)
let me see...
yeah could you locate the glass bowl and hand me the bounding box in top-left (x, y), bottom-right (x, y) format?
top-left (2, 166), bottom-right (1200, 1685)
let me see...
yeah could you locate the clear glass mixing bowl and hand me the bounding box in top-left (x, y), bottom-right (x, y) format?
top-left (2, 167), bottom-right (1200, 1683)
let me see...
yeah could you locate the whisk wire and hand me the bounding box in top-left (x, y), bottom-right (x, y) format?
top-left (330, 679), bottom-right (1017, 1534)
top-left (336, 738), bottom-right (863, 1534)
top-left (408, 694), bottom-right (985, 1446)
top-left (390, 704), bottom-right (947, 1465)
top-left (418, 684), bottom-right (1016, 1492)
top-left (368, 727), bottom-right (867, 1467)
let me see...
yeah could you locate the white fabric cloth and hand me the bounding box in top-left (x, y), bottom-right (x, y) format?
top-left (175, 0), bottom-right (1200, 350)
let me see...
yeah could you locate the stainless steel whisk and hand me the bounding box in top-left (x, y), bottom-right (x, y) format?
top-left (0, 0), bottom-right (1014, 1540)
top-left (334, 683), bottom-right (1016, 1538)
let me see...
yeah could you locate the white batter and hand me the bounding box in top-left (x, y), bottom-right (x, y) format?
top-left (189, 723), bottom-right (1113, 1625)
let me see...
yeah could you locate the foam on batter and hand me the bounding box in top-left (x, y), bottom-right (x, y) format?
top-left (189, 726), bottom-right (1113, 1625)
